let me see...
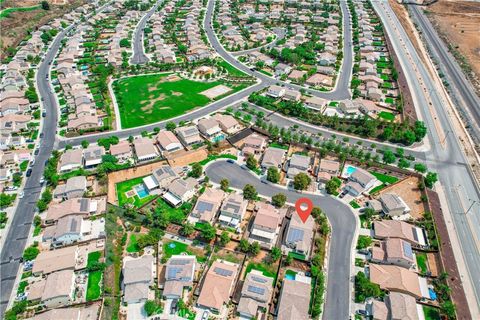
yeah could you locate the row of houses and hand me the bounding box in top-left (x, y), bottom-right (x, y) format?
top-left (145, 4), bottom-right (177, 63)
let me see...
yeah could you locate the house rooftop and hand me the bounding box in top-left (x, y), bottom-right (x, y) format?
top-left (277, 278), bottom-right (311, 320)
top-left (369, 264), bottom-right (422, 299)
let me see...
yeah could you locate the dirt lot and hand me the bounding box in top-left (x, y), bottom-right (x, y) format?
top-left (0, 0), bottom-right (87, 59)
top-left (379, 176), bottom-right (427, 219)
top-left (425, 0), bottom-right (480, 92)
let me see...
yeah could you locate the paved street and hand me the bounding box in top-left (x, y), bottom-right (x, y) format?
top-left (205, 161), bottom-right (356, 320)
top-left (373, 1), bottom-right (480, 315)
top-left (130, 0), bottom-right (163, 64)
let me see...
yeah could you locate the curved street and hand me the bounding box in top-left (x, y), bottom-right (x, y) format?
top-left (130, 0), bottom-right (163, 64)
top-left (205, 161), bottom-right (357, 320)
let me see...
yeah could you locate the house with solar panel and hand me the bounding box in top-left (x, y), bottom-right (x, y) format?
top-left (237, 271), bottom-right (274, 319)
top-left (217, 193), bottom-right (248, 228)
top-left (283, 211), bottom-right (315, 259)
top-left (143, 165), bottom-right (179, 191)
top-left (163, 255), bottom-right (196, 300)
top-left (175, 126), bottom-right (203, 147)
top-left (189, 188), bottom-right (225, 223)
top-left (370, 238), bottom-right (416, 269)
top-left (83, 145), bottom-right (105, 168)
top-left (197, 260), bottom-right (239, 313)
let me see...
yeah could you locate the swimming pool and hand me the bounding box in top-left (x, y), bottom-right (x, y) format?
top-left (134, 184), bottom-right (149, 199)
top-left (344, 165), bottom-right (358, 177)
top-left (212, 134), bottom-right (226, 143)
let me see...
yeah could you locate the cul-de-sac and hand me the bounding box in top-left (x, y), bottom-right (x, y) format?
top-left (1, 0), bottom-right (480, 319)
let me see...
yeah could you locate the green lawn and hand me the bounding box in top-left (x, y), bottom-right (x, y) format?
top-left (87, 251), bottom-right (101, 268)
top-left (86, 271), bottom-right (102, 301)
top-left (155, 198), bottom-right (190, 223)
top-left (349, 200), bottom-right (361, 209)
top-left (218, 60), bottom-right (247, 77)
top-left (423, 305), bottom-right (441, 320)
top-left (258, 69), bottom-right (273, 76)
top-left (17, 280), bottom-right (28, 294)
top-left (369, 171), bottom-right (399, 184)
top-left (288, 251), bottom-right (306, 261)
top-left (126, 234), bottom-right (140, 253)
top-left (245, 262), bottom-right (276, 279)
top-left (113, 73), bottom-right (245, 128)
top-left (116, 176), bottom-right (157, 208)
top-left (163, 241), bottom-right (189, 258)
top-left (178, 307), bottom-right (196, 320)
top-left (19, 161), bottom-right (29, 172)
top-left (416, 252), bottom-right (428, 274)
top-left (385, 97), bottom-right (395, 104)
top-left (378, 111), bottom-right (395, 121)
top-left (269, 142), bottom-right (289, 150)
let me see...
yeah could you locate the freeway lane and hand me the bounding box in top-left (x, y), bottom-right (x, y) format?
top-left (410, 6), bottom-right (480, 139)
top-left (205, 161), bottom-right (356, 320)
top-left (373, 1), bottom-right (480, 316)
top-left (204, 0), bottom-right (353, 100)
top-left (130, 0), bottom-right (163, 64)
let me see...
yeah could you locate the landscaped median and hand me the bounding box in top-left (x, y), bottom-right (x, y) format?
top-left (111, 72), bottom-right (249, 129)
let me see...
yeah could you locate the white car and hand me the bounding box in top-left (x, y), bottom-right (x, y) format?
top-left (18, 191), bottom-right (25, 199)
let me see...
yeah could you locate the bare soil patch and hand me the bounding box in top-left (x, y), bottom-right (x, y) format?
top-left (200, 84), bottom-right (232, 99)
top-left (379, 176), bottom-right (426, 219)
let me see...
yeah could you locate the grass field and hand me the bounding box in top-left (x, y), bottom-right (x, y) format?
top-left (378, 111), bottom-right (395, 121)
top-left (113, 73), bottom-right (246, 128)
top-left (0, 5), bottom-right (40, 20)
top-left (116, 176), bottom-right (157, 208)
top-left (218, 60), bottom-right (247, 77)
top-left (416, 252), bottom-right (428, 274)
top-left (86, 271), bottom-right (102, 301)
top-left (126, 234), bottom-right (140, 253)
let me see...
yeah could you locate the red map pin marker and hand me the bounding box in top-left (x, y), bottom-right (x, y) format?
top-left (295, 198), bottom-right (313, 223)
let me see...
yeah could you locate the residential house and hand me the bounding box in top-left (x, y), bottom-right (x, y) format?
top-left (377, 193), bottom-right (411, 218)
top-left (288, 70), bottom-right (307, 82)
top-left (304, 96), bottom-right (327, 112)
top-left (213, 113), bottom-right (241, 134)
top-left (344, 168), bottom-right (377, 196)
top-left (59, 149), bottom-right (83, 172)
top-left (237, 271), bottom-right (274, 318)
top-left (163, 255), bottom-right (196, 300)
top-left (175, 126), bottom-right (203, 146)
top-left (27, 304), bottom-right (100, 320)
top-left (370, 292), bottom-right (421, 320)
top-left (197, 118), bottom-right (223, 142)
top-left (283, 212), bottom-right (315, 259)
top-left (242, 134), bottom-right (267, 156)
top-left (249, 203), bottom-right (284, 248)
top-left (133, 137), bottom-right (158, 162)
top-left (45, 198), bottom-right (106, 224)
top-left (218, 193), bottom-right (247, 228)
top-left (41, 270), bottom-right (75, 308)
top-left (276, 276), bottom-right (311, 320)
top-left (143, 165), bottom-right (179, 191)
top-left (266, 85), bottom-right (285, 98)
top-left (190, 188), bottom-right (225, 223)
top-left (371, 238), bottom-right (416, 269)
top-left (275, 63), bottom-right (292, 76)
top-left (317, 159), bottom-right (340, 182)
top-left (122, 255), bottom-right (155, 304)
top-left (369, 264), bottom-right (424, 299)
top-left (306, 73), bottom-right (333, 87)
top-left (283, 89), bottom-right (301, 101)
top-left (339, 100), bottom-right (360, 114)
top-left (156, 130), bottom-right (183, 152)
top-left (163, 177), bottom-right (198, 207)
top-left (197, 260), bottom-right (239, 313)
top-left (373, 220), bottom-right (427, 247)
top-left (261, 147), bottom-right (286, 169)
top-left (286, 154), bottom-right (310, 178)
top-left (32, 245), bottom-right (84, 275)
top-left (42, 215), bottom-right (83, 247)
top-left (109, 140), bottom-right (132, 163)
top-left (83, 145), bottom-right (105, 168)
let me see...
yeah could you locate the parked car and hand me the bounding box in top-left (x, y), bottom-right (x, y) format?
top-left (34, 149), bottom-right (40, 155)
top-left (26, 169), bottom-right (32, 177)
top-left (19, 191), bottom-right (25, 199)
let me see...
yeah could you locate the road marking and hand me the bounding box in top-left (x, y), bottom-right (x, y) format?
top-left (454, 186), bottom-right (480, 252)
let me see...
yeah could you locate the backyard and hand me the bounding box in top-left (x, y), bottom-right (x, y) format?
top-left (86, 251), bottom-right (103, 301)
top-left (116, 176), bottom-right (157, 208)
top-left (126, 234), bottom-right (140, 253)
top-left (369, 171), bottom-right (399, 194)
top-left (162, 240), bottom-right (208, 263)
top-left (113, 73), bottom-right (247, 128)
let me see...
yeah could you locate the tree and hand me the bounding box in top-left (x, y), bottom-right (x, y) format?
top-left (180, 222), bottom-right (195, 237)
top-left (270, 247), bottom-right (282, 262)
top-left (23, 245), bottom-right (40, 261)
top-left (246, 154), bottom-right (257, 170)
top-left (311, 207), bottom-right (323, 220)
top-left (81, 140), bottom-right (90, 149)
top-left (293, 173), bottom-right (311, 190)
top-left (414, 163), bottom-right (427, 173)
top-left (119, 38), bottom-right (131, 47)
top-left (190, 163), bottom-right (203, 178)
top-left (239, 239), bottom-right (250, 252)
top-left (201, 223), bottom-right (216, 241)
top-left (243, 184), bottom-right (257, 200)
top-left (285, 255), bottom-right (293, 266)
top-left (271, 193), bottom-right (287, 208)
top-left (41, 1), bottom-right (50, 10)
top-left (398, 158), bottom-right (410, 169)
top-left (219, 231), bottom-right (230, 246)
top-left (266, 166), bottom-right (280, 183)
top-left (220, 179), bottom-right (229, 192)
top-left (325, 177), bottom-right (341, 195)
top-left (144, 300), bottom-right (160, 316)
top-left (249, 241), bottom-right (261, 256)
top-left (425, 171), bottom-right (438, 189)
top-left (355, 271), bottom-right (382, 302)
top-left (356, 235), bottom-right (372, 249)
top-left (165, 121), bottom-right (176, 131)
top-left (382, 149), bottom-right (396, 164)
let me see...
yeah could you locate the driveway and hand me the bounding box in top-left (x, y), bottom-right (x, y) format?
top-left (204, 161), bottom-right (357, 320)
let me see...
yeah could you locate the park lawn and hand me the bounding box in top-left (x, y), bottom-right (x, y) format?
top-left (197, 154), bottom-right (237, 165)
top-left (416, 252), bottom-right (428, 274)
top-left (378, 111), bottom-right (395, 121)
top-left (113, 73), bottom-right (244, 128)
top-left (245, 262), bottom-right (277, 283)
top-left (116, 176), bottom-right (156, 208)
top-left (86, 271), bottom-right (102, 301)
top-left (218, 60), bottom-right (247, 77)
top-left (126, 234), bottom-right (140, 253)
top-left (423, 305), bottom-right (441, 320)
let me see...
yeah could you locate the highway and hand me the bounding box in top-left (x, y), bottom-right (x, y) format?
top-left (205, 161), bottom-right (356, 320)
top-left (130, 0), bottom-right (162, 64)
top-left (409, 6), bottom-right (480, 142)
top-left (372, 1), bottom-right (480, 316)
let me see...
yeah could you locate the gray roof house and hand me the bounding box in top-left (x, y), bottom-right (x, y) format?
top-left (122, 255), bottom-right (155, 304)
top-left (163, 255), bottom-right (196, 300)
top-left (378, 193), bottom-right (411, 218)
top-left (237, 271), bottom-right (274, 318)
top-left (276, 276), bottom-right (311, 320)
top-left (218, 193), bottom-right (247, 228)
top-left (286, 154), bottom-right (310, 178)
top-left (175, 126), bottom-right (203, 146)
top-left (54, 176), bottom-right (87, 200)
top-left (59, 149), bottom-right (83, 172)
top-left (345, 168), bottom-right (377, 195)
top-left (83, 145), bottom-right (105, 168)
top-left (143, 165), bottom-right (179, 190)
top-left (43, 215), bottom-right (82, 247)
top-left (163, 178), bottom-right (198, 207)
top-left (283, 212), bottom-right (315, 258)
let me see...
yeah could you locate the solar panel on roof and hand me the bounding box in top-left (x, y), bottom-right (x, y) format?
top-left (247, 285), bottom-right (265, 295)
top-left (167, 267), bottom-right (181, 279)
top-left (196, 201), bottom-right (214, 213)
top-left (402, 241), bottom-right (413, 259)
top-left (251, 276), bottom-right (268, 283)
top-left (79, 198), bottom-right (89, 211)
top-left (286, 228), bottom-right (304, 243)
top-left (214, 267), bottom-right (233, 277)
top-left (170, 259), bottom-right (190, 265)
top-left (70, 218), bottom-right (78, 231)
